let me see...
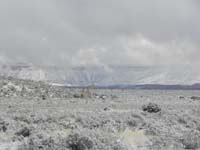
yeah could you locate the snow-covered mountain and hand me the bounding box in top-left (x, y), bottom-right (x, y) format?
top-left (64, 66), bottom-right (200, 86)
top-left (0, 63), bottom-right (47, 81)
top-left (0, 63), bottom-right (200, 86)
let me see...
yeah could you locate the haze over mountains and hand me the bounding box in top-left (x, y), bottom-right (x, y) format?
top-left (0, 0), bottom-right (199, 90)
top-left (0, 63), bottom-right (200, 88)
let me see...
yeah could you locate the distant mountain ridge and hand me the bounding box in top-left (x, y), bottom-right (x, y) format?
top-left (96, 84), bottom-right (200, 90)
top-left (0, 63), bottom-right (200, 89)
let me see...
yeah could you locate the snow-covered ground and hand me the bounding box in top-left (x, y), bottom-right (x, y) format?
top-left (0, 76), bottom-right (200, 149)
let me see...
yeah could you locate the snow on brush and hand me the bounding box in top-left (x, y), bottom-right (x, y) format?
top-left (0, 76), bottom-right (200, 149)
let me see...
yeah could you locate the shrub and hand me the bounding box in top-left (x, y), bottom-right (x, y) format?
top-left (142, 103), bottom-right (161, 113)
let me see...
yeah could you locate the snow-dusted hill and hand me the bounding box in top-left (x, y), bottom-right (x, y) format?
top-left (0, 63), bottom-right (200, 86)
top-left (64, 66), bottom-right (200, 86)
top-left (0, 63), bottom-right (47, 81)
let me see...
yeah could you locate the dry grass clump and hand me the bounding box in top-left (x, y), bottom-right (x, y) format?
top-left (73, 89), bottom-right (92, 99)
top-left (180, 131), bottom-right (200, 149)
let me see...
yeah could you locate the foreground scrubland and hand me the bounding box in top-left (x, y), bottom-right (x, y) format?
top-left (0, 77), bottom-right (200, 150)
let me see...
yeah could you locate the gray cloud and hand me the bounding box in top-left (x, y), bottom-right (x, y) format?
top-left (0, 0), bottom-right (199, 67)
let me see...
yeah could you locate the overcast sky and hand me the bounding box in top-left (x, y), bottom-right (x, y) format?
top-left (0, 0), bottom-right (199, 67)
